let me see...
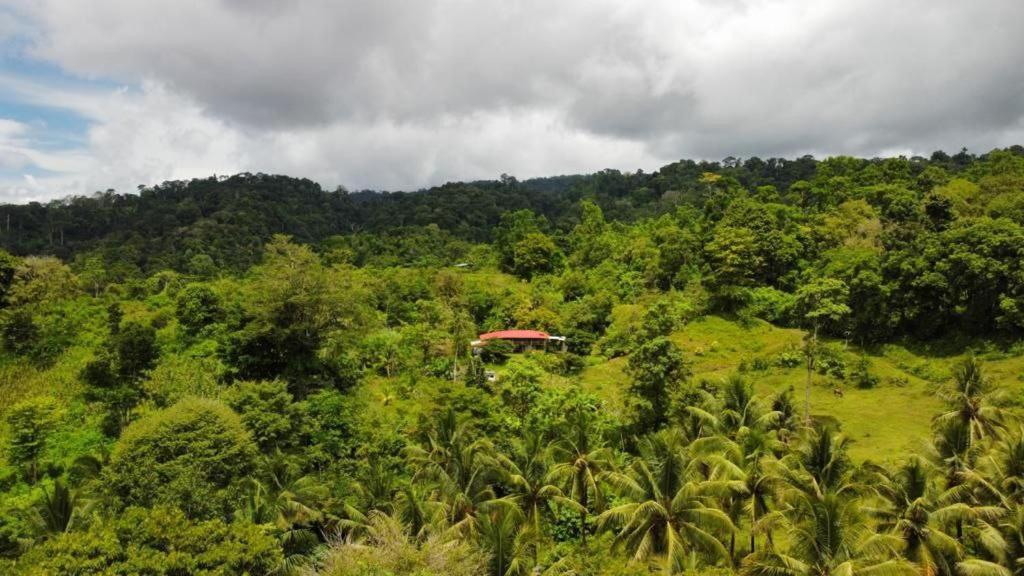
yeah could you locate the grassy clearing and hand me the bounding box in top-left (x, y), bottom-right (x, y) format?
top-left (580, 315), bottom-right (1024, 462)
top-left (333, 313), bottom-right (1024, 463)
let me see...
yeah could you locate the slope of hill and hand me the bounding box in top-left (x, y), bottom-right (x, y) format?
top-left (1, 148), bottom-right (1024, 573)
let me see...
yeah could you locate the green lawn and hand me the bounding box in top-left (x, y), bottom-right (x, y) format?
top-left (580, 315), bottom-right (1024, 462)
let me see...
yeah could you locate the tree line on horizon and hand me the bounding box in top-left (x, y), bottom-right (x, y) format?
top-left (0, 147), bottom-right (1011, 268)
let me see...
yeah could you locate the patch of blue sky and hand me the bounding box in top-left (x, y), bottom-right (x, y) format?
top-left (0, 6), bottom-right (131, 149)
top-left (0, 39), bottom-right (134, 162)
top-left (0, 100), bottom-right (90, 150)
top-left (0, 163), bottom-right (64, 182)
top-left (1, 50), bottom-right (123, 91)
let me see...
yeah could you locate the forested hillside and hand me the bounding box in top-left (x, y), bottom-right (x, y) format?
top-left (1, 148), bottom-right (1024, 574)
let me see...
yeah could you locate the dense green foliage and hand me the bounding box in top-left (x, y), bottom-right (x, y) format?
top-left (0, 149), bottom-right (1022, 574)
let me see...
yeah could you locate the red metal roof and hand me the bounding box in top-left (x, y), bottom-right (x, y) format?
top-left (479, 330), bottom-right (550, 341)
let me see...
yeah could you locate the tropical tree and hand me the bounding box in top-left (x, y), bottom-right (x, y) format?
top-left (794, 277), bottom-right (851, 424)
top-left (349, 453), bottom-right (400, 515)
top-left (496, 429), bottom-right (581, 558)
top-left (512, 232), bottom-right (563, 280)
top-left (548, 407), bottom-right (615, 543)
top-left (869, 456), bottom-right (965, 576)
top-left (930, 420), bottom-right (979, 494)
top-left (394, 483), bottom-right (445, 540)
top-left (972, 503), bottom-right (1024, 576)
top-left (688, 375), bottom-right (780, 441)
top-left (238, 452), bottom-right (330, 551)
top-left (626, 337), bottom-right (690, 433)
top-left (770, 389), bottom-right (801, 445)
top-left (5, 396), bottom-right (58, 483)
top-left (985, 427), bottom-right (1024, 503)
top-left (960, 429), bottom-right (1024, 576)
top-left (778, 426), bottom-right (860, 497)
top-left (598, 429), bottom-right (738, 573)
top-left (742, 489), bottom-right (915, 576)
top-left (707, 427), bottom-right (783, 560)
top-left (476, 500), bottom-right (535, 576)
top-left (933, 357), bottom-right (1009, 452)
top-left (407, 409), bottom-right (498, 536)
top-left (103, 397), bottom-right (258, 520)
top-left (33, 479), bottom-right (89, 537)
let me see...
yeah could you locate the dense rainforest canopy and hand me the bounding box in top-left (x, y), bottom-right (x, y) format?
top-left (0, 148), bottom-right (1023, 574)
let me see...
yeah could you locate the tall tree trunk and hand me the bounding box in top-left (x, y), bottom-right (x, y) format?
top-left (750, 502), bottom-right (756, 555)
top-left (579, 481), bottom-right (588, 545)
top-left (804, 324), bottom-right (817, 426)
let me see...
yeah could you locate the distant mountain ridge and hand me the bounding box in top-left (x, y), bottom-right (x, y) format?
top-left (0, 148), bottom-right (1012, 275)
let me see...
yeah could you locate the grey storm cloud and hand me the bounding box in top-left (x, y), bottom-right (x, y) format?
top-left (3, 0), bottom-right (1024, 198)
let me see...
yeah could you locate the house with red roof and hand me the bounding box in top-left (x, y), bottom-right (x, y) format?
top-left (471, 329), bottom-right (566, 353)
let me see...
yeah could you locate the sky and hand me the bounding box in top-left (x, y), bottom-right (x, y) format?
top-left (0, 1), bottom-right (1023, 203)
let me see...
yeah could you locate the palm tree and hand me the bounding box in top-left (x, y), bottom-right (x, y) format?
top-left (742, 489), bottom-right (916, 576)
top-left (984, 426), bottom-right (1024, 503)
top-left (394, 483), bottom-right (445, 540)
top-left (548, 407), bottom-right (615, 543)
top-left (928, 419), bottom-right (992, 543)
top-left (933, 357), bottom-right (1009, 452)
top-left (476, 500), bottom-right (535, 576)
top-left (869, 456), bottom-right (965, 576)
top-left (707, 427), bottom-right (782, 560)
top-left (34, 479), bottom-right (88, 537)
top-left (719, 375), bottom-right (781, 439)
top-left (237, 452), bottom-right (330, 572)
top-left (350, 453), bottom-right (400, 515)
top-left (973, 503), bottom-right (1024, 576)
top-left (689, 375), bottom-right (783, 561)
top-left (770, 389), bottom-right (800, 446)
top-left (407, 409), bottom-right (498, 536)
top-left (32, 453), bottom-right (107, 540)
top-left (497, 429), bottom-right (582, 560)
top-left (264, 452), bottom-right (331, 535)
top-left (779, 425), bottom-right (859, 497)
top-left (957, 430), bottom-right (1024, 576)
top-left (598, 429), bottom-right (738, 573)
top-left (931, 420), bottom-right (978, 493)
top-left (675, 385), bottom-right (720, 441)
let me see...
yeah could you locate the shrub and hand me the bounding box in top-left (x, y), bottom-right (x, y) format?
top-left (314, 512), bottom-right (487, 576)
top-left (143, 354), bottom-right (222, 408)
top-left (888, 375), bottom-right (910, 387)
top-left (852, 355), bottom-right (879, 389)
top-left (0, 309), bottom-right (38, 357)
top-left (745, 286), bottom-right (796, 324)
top-left (223, 380), bottom-right (299, 451)
top-left (775, 349), bottom-right (803, 368)
top-left (816, 344), bottom-right (847, 379)
top-left (104, 398), bottom-right (257, 519)
top-left (175, 284), bottom-right (224, 335)
top-left (15, 506), bottom-right (281, 575)
top-left (479, 338), bottom-right (514, 364)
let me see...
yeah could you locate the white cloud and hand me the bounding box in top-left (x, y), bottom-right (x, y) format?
top-left (0, 80), bottom-right (249, 200)
top-left (0, 118), bottom-right (26, 135)
top-left (0, 79), bottom-right (659, 200)
top-left (1, 0), bottom-right (1023, 201)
